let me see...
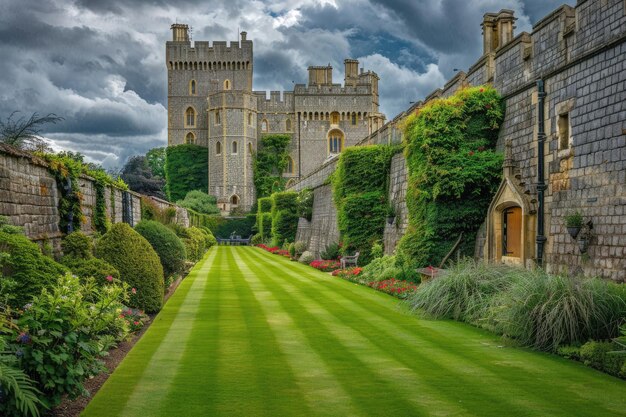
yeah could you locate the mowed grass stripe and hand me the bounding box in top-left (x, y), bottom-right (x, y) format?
top-left (82, 249), bottom-right (217, 416)
top-left (159, 245), bottom-right (224, 416)
top-left (232, 248), bottom-right (364, 417)
top-left (242, 249), bottom-right (571, 415)
top-left (237, 248), bottom-right (426, 416)
top-left (244, 247), bottom-right (626, 416)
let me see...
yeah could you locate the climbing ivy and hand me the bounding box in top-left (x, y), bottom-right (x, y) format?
top-left (165, 144), bottom-right (208, 202)
top-left (397, 85), bottom-right (504, 269)
top-left (332, 145), bottom-right (400, 264)
top-left (270, 191), bottom-right (298, 246)
top-left (253, 134), bottom-right (291, 199)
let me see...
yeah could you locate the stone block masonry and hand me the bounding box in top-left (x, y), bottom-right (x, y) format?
top-left (0, 144), bottom-right (190, 255)
top-left (288, 0), bottom-right (626, 282)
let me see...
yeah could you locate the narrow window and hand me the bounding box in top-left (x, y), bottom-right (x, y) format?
top-left (216, 141), bottom-right (222, 155)
top-left (224, 79), bottom-right (231, 90)
top-left (558, 113), bottom-right (570, 149)
top-left (261, 119), bottom-right (268, 132)
top-left (232, 141), bottom-right (238, 154)
top-left (351, 112), bottom-right (357, 125)
top-left (215, 110), bottom-right (221, 125)
top-left (190, 80), bottom-right (196, 95)
top-left (185, 107), bottom-right (195, 127)
top-left (248, 113), bottom-right (253, 126)
top-left (185, 132), bottom-right (195, 144)
top-left (248, 142), bottom-right (253, 154)
top-left (328, 130), bottom-right (343, 154)
top-left (331, 112), bottom-right (340, 124)
top-left (230, 195), bottom-right (239, 206)
top-left (285, 156), bottom-right (294, 174)
top-left (286, 118), bottom-right (292, 132)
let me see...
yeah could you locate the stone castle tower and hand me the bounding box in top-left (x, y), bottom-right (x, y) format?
top-left (166, 24), bottom-right (384, 211)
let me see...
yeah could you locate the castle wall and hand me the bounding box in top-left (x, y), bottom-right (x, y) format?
top-left (288, 0), bottom-right (626, 281)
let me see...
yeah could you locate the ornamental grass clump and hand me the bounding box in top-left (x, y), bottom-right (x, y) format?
top-left (489, 271), bottom-right (626, 351)
top-left (407, 259), bottom-right (518, 324)
top-left (95, 223), bottom-right (164, 313)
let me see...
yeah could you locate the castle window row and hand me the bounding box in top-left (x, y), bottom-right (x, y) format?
top-left (215, 141), bottom-right (253, 156)
top-left (170, 61), bottom-right (251, 71)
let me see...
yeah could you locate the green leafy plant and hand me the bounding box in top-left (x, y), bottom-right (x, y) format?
top-left (96, 223), bottom-right (164, 313)
top-left (297, 189), bottom-right (314, 221)
top-left (176, 190), bottom-right (220, 215)
top-left (270, 192), bottom-right (299, 246)
top-left (165, 144), bottom-right (208, 201)
top-left (253, 134), bottom-right (291, 198)
top-left (320, 242), bottom-right (341, 260)
top-left (579, 341), bottom-right (626, 377)
top-left (564, 211), bottom-right (583, 228)
top-left (61, 231), bottom-right (93, 259)
top-left (135, 221), bottom-right (187, 277)
top-left (61, 256), bottom-right (120, 284)
top-left (397, 85), bottom-right (504, 270)
top-left (370, 241), bottom-right (383, 259)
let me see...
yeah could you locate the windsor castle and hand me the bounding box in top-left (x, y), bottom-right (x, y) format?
top-left (166, 25), bottom-right (385, 211)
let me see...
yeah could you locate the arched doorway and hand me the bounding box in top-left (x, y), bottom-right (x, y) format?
top-left (502, 206), bottom-right (522, 258)
top-left (230, 195), bottom-right (239, 207)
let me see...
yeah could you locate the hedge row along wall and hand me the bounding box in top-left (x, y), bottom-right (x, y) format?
top-left (253, 134), bottom-right (291, 198)
top-left (257, 197), bottom-right (273, 240)
top-left (332, 145), bottom-right (399, 265)
top-left (397, 85), bottom-right (504, 270)
top-left (271, 191), bottom-right (298, 246)
top-left (165, 144), bottom-right (208, 202)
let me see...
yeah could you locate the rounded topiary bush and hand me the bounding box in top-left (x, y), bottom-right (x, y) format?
top-left (135, 220), bottom-right (187, 277)
top-left (183, 226), bottom-right (208, 262)
top-left (61, 256), bottom-right (120, 284)
top-left (95, 223), bottom-right (164, 313)
top-left (199, 226), bottom-right (218, 249)
top-left (61, 231), bottom-right (94, 259)
top-left (0, 231), bottom-right (68, 308)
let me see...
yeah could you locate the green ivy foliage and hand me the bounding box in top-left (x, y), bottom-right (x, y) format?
top-left (258, 197), bottom-right (273, 213)
top-left (332, 145), bottom-right (398, 264)
top-left (258, 213), bottom-right (272, 240)
top-left (297, 188), bottom-right (314, 221)
top-left (0, 231), bottom-right (68, 308)
top-left (176, 190), bottom-right (220, 215)
top-left (253, 134), bottom-right (291, 198)
top-left (270, 191), bottom-right (298, 246)
top-left (95, 223), bottom-right (164, 313)
top-left (397, 85), bottom-right (504, 269)
top-left (165, 144), bottom-right (208, 202)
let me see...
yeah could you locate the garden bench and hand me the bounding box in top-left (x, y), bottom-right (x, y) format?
top-left (340, 252), bottom-right (360, 269)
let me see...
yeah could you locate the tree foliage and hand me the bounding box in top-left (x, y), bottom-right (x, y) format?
top-left (270, 191), bottom-right (298, 246)
top-left (176, 190), bottom-right (220, 215)
top-left (165, 144), bottom-right (208, 202)
top-left (121, 155), bottom-right (166, 199)
top-left (253, 134), bottom-right (291, 198)
top-left (397, 85), bottom-right (504, 269)
top-left (146, 147), bottom-right (166, 178)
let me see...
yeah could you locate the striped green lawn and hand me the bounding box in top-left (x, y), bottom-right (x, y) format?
top-left (82, 246), bottom-right (626, 417)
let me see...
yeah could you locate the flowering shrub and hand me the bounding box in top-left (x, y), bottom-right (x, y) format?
top-left (309, 259), bottom-right (341, 272)
top-left (119, 307), bottom-right (148, 333)
top-left (331, 267), bottom-right (363, 281)
top-left (368, 279), bottom-right (418, 299)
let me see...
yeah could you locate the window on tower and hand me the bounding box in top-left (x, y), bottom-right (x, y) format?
top-left (185, 107), bottom-right (196, 127)
top-left (286, 118), bottom-right (292, 132)
top-left (189, 80), bottom-right (196, 95)
top-left (215, 110), bottom-right (221, 125)
top-left (185, 132), bottom-right (196, 144)
top-left (224, 79), bottom-right (231, 90)
top-left (351, 112), bottom-right (357, 125)
top-left (216, 141), bottom-right (222, 155)
top-left (284, 156), bottom-right (294, 174)
top-left (261, 119), bottom-right (268, 132)
top-left (331, 112), bottom-right (340, 124)
top-left (232, 141), bottom-right (238, 154)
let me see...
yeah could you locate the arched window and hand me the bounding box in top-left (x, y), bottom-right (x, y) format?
top-left (224, 79), bottom-right (231, 90)
top-left (189, 80), bottom-right (196, 95)
top-left (284, 156), bottom-right (294, 174)
top-left (328, 129), bottom-right (344, 154)
top-left (185, 132), bottom-right (196, 144)
top-left (248, 112), bottom-right (253, 126)
top-left (215, 110), bottom-right (221, 125)
top-left (261, 119), bottom-right (268, 132)
top-left (248, 142), bottom-right (253, 154)
top-left (331, 112), bottom-right (340, 124)
top-left (286, 118), bottom-right (292, 132)
top-left (351, 112), bottom-right (357, 125)
top-left (230, 195), bottom-right (239, 206)
top-left (216, 141), bottom-right (222, 155)
top-left (185, 107), bottom-right (196, 127)
top-left (232, 141), bottom-right (238, 154)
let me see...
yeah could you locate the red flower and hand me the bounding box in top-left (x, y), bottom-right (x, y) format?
top-left (131, 287), bottom-right (137, 294)
top-left (469, 151), bottom-right (475, 156)
top-left (479, 88), bottom-right (484, 92)
top-left (106, 275), bottom-right (114, 282)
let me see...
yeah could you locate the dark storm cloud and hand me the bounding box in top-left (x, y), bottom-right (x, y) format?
top-left (0, 0), bottom-right (575, 168)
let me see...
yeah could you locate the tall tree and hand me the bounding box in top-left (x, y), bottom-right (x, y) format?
top-left (120, 155), bottom-right (166, 199)
top-left (146, 147), bottom-right (166, 178)
top-left (0, 112), bottom-right (63, 152)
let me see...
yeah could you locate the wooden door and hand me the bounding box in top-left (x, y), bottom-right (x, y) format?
top-left (503, 207), bottom-right (522, 257)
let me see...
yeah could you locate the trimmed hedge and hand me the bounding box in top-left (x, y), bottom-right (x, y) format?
top-left (397, 85), bottom-right (504, 269)
top-left (165, 144), bottom-right (208, 201)
top-left (61, 256), bottom-right (120, 283)
top-left (332, 145), bottom-right (398, 265)
top-left (337, 191), bottom-right (387, 264)
top-left (61, 231), bottom-right (93, 259)
top-left (135, 220), bottom-right (187, 277)
top-left (258, 197), bottom-right (273, 214)
top-left (258, 213), bottom-right (272, 240)
top-left (96, 223), bottom-right (164, 313)
top-left (271, 191), bottom-right (298, 246)
top-left (0, 231), bottom-right (68, 308)
top-left (214, 215), bottom-right (256, 239)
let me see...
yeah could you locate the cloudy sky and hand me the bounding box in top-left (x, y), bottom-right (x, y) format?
top-left (0, 0), bottom-right (571, 169)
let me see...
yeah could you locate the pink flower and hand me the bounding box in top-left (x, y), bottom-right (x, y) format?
top-left (106, 275), bottom-right (113, 282)
top-left (133, 321), bottom-right (140, 326)
top-left (131, 287), bottom-right (137, 294)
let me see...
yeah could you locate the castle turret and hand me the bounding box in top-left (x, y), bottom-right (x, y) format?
top-left (344, 59), bottom-right (359, 87)
top-left (481, 9), bottom-right (516, 54)
top-left (308, 65), bottom-right (333, 86)
top-left (171, 23), bottom-right (189, 42)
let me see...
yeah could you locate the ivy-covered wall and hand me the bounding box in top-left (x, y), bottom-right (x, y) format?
top-left (253, 134), bottom-right (291, 199)
top-left (332, 145), bottom-right (399, 264)
top-left (165, 144), bottom-right (208, 202)
top-left (270, 191), bottom-right (298, 246)
top-left (396, 86), bottom-right (504, 269)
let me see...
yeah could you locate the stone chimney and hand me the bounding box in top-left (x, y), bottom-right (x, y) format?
top-left (481, 9), bottom-right (516, 54)
top-left (344, 59), bottom-right (359, 86)
top-left (241, 31), bottom-right (247, 42)
top-left (308, 65), bottom-right (333, 86)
